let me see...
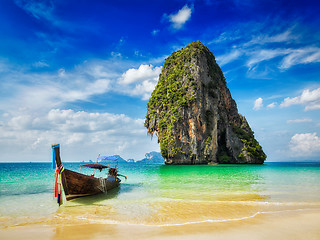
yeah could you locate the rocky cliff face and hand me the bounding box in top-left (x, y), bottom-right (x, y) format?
top-left (145, 41), bottom-right (266, 165)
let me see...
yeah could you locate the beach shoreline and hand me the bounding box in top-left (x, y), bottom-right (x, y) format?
top-left (1, 208), bottom-right (320, 240)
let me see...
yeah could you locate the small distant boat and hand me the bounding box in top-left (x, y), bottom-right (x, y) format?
top-left (52, 144), bottom-right (126, 204)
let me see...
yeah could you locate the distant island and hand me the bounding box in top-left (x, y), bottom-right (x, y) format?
top-left (135, 151), bottom-right (164, 164)
top-left (145, 41), bottom-right (266, 165)
top-left (105, 153), bottom-right (164, 164)
top-left (99, 155), bottom-right (129, 163)
top-left (82, 152), bottom-right (165, 164)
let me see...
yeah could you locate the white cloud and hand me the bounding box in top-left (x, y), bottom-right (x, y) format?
top-left (280, 88), bottom-right (320, 111)
top-left (8, 115), bottom-right (33, 130)
top-left (245, 29), bottom-right (297, 46)
top-left (267, 102), bottom-right (276, 109)
top-left (216, 49), bottom-right (242, 66)
top-left (211, 26), bottom-right (320, 71)
top-left (47, 109), bottom-right (134, 133)
top-left (289, 133), bottom-right (320, 156)
top-left (118, 64), bottom-right (162, 100)
top-left (6, 77), bottom-right (110, 113)
top-left (0, 58), bottom-right (131, 115)
top-left (287, 118), bottom-right (312, 124)
top-left (246, 46), bottom-right (320, 71)
top-left (247, 49), bottom-right (290, 69)
top-left (0, 109), bottom-right (159, 161)
top-left (0, 57), bottom-right (164, 119)
top-left (0, 58), bottom-right (164, 161)
top-left (119, 64), bottom-right (161, 85)
top-left (253, 97), bottom-right (263, 110)
top-left (166, 5), bottom-right (193, 30)
top-left (279, 47), bottom-right (320, 70)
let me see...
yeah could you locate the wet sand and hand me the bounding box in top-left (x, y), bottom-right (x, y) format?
top-left (1, 209), bottom-right (320, 240)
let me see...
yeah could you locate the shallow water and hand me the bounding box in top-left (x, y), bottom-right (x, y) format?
top-left (1, 162), bottom-right (320, 228)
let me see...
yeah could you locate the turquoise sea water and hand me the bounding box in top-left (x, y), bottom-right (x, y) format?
top-left (1, 162), bottom-right (320, 228)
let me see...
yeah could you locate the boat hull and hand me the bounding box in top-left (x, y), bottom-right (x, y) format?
top-left (63, 169), bottom-right (120, 200)
top-left (52, 144), bottom-right (121, 201)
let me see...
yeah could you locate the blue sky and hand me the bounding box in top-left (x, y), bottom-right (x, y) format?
top-left (0, 0), bottom-right (320, 162)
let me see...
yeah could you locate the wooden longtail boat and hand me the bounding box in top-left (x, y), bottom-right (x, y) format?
top-left (52, 144), bottom-right (126, 201)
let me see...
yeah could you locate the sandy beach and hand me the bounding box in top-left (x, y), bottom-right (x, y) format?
top-left (1, 209), bottom-right (320, 240)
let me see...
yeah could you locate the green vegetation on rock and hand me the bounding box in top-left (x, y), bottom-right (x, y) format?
top-left (145, 42), bottom-right (206, 159)
top-left (232, 124), bottom-right (266, 162)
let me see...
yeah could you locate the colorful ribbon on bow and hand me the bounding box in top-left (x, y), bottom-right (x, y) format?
top-left (54, 164), bottom-right (64, 206)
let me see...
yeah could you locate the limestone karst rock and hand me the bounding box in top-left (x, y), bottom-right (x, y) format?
top-left (145, 41), bottom-right (266, 165)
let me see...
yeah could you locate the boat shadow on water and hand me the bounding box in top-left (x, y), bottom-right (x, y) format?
top-left (66, 183), bottom-right (137, 205)
top-left (69, 188), bottom-right (120, 205)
